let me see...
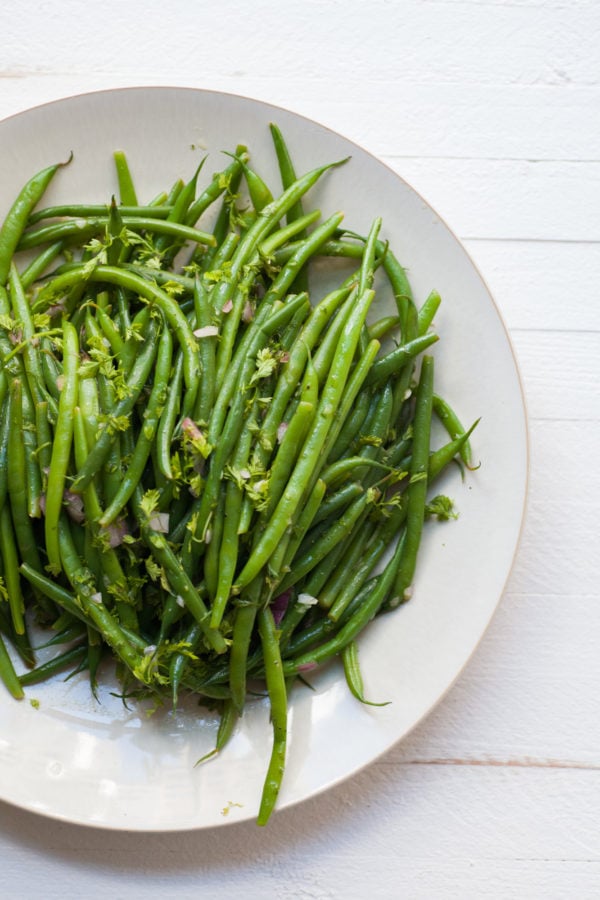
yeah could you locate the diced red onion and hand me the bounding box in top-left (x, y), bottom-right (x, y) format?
top-left (149, 512), bottom-right (169, 533)
top-left (193, 325), bottom-right (219, 339)
top-left (64, 490), bottom-right (85, 524)
top-left (270, 590), bottom-right (292, 626)
top-left (181, 417), bottom-right (202, 441)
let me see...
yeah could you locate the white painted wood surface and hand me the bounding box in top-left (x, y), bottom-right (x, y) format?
top-left (0, 0), bottom-right (598, 896)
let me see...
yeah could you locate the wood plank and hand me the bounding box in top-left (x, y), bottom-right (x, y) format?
top-left (0, 766), bottom-right (597, 898)
top-left (2, 89), bottom-right (598, 244)
top-left (382, 157), bottom-right (600, 241)
top-left (463, 240), bottom-right (600, 332)
top-left (1, 0), bottom-right (599, 89)
top-left (393, 586), bottom-right (600, 762)
top-left (510, 330), bottom-right (600, 421)
top-left (1, 79), bottom-right (598, 164)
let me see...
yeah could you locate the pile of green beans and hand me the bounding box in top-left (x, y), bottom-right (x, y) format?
top-left (0, 125), bottom-right (476, 825)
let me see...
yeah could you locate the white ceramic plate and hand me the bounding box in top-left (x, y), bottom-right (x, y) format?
top-left (0, 87), bottom-right (527, 831)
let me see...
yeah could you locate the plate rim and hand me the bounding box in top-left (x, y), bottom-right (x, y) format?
top-left (0, 85), bottom-right (530, 831)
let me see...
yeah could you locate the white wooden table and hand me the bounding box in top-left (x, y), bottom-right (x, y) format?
top-left (0, 1), bottom-right (598, 897)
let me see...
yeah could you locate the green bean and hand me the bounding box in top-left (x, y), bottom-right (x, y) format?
top-left (282, 531), bottom-right (406, 675)
top-left (318, 338), bottom-right (382, 467)
top-left (211, 404), bottom-right (258, 628)
top-left (310, 481), bottom-right (364, 527)
top-left (229, 581), bottom-right (261, 712)
top-left (199, 496), bottom-right (223, 595)
top-left (0, 601), bottom-right (33, 668)
top-left (269, 123), bottom-right (306, 230)
top-left (8, 263), bottom-right (52, 407)
top-left (185, 148), bottom-right (248, 227)
top-left (202, 229), bottom-right (240, 277)
top-left (95, 303), bottom-right (126, 357)
top-left (154, 591), bottom-right (186, 648)
top-left (214, 211), bottom-right (343, 392)
top-left (232, 154), bottom-right (274, 212)
top-left (269, 122), bottom-right (309, 294)
top-left (327, 501), bottom-right (407, 621)
top-left (320, 456), bottom-right (391, 490)
top-left (278, 299), bottom-right (311, 352)
top-left (169, 620), bottom-right (203, 707)
top-left (184, 293), bottom-right (310, 560)
top-left (98, 324), bottom-right (172, 525)
top-left (256, 605), bottom-right (287, 826)
top-left (280, 609), bottom-right (339, 659)
top-left (7, 380), bottom-right (43, 574)
top-left (19, 380), bottom-right (46, 520)
top-left (206, 156), bottom-right (348, 349)
top-left (18, 642), bottom-right (88, 687)
top-left (72, 408), bottom-right (139, 629)
top-left (114, 150), bottom-right (138, 205)
top-left (0, 631), bottom-right (25, 699)
top-left (417, 290), bottom-right (441, 336)
top-left (278, 489), bottom-right (375, 593)
top-left (45, 319), bottom-right (79, 574)
top-left (28, 204), bottom-right (174, 226)
top-left (156, 352), bottom-right (184, 480)
top-left (363, 333), bottom-right (439, 386)
top-left (0, 506), bottom-right (26, 634)
top-left (19, 562), bottom-right (97, 630)
top-left (250, 285), bottom-right (350, 465)
top-left (70, 316), bottom-right (159, 495)
top-left (18, 215), bottom-right (216, 253)
top-left (38, 338), bottom-right (62, 405)
top-left (19, 240), bottom-right (64, 289)
top-left (87, 636), bottom-right (104, 697)
top-left (133, 497), bottom-right (227, 656)
top-left (236, 288), bottom-right (375, 588)
top-left (37, 620), bottom-right (86, 648)
top-left (0, 398), bottom-right (10, 514)
top-left (117, 304), bottom-right (151, 375)
top-left (345, 382), bottom-right (394, 487)
top-left (308, 287), bottom-right (358, 387)
top-left (291, 530), bottom-right (352, 608)
top-left (264, 359), bottom-right (318, 517)
top-left (367, 315), bottom-right (401, 342)
top-left (0, 135), bottom-right (477, 828)
top-left (429, 419), bottom-right (480, 480)
top-left (267, 478), bottom-right (327, 582)
top-left (36, 264), bottom-right (199, 391)
top-left (315, 518), bottom-right (377, 611)
top-left (372, 241), bottom-right (414, 335)
top-left (105, 199), bottom-right (126, 266)
top-left (120, 263), bottom-right (194, 292)
top-left (196, 698), bottom-right (239, 764)
top-left (192, 276), bottom-right (217, 422)
top-left (342, 641), bottom-right (389, 706)
top-left (392, 356), bottom-right (435, 604)
top-left (198, 163), bottom-right (244, 272)
top-left (432, 393), bottom-right (474, 467)
top-left (358, 217), bottom-right (382, 298)
top-left (162, 178), bottom-right (185, 210)
top-left (57, 517), bottom-right (146, 673)
top-left (0, 157), bottom-right (68, 284)
top-left (0, 289), bottom-right (22, 381)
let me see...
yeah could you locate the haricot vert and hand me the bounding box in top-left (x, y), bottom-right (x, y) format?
top-left (0, 126), bottom-right (477, 825)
